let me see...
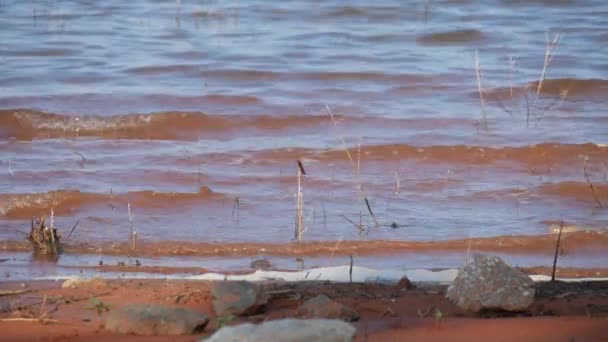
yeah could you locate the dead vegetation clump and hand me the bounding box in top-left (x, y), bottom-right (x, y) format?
top-left (27, 216), bottom-right (62, 259)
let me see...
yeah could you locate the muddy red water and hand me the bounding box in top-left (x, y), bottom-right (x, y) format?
top-left (1, 1), bottom-right (607, 279)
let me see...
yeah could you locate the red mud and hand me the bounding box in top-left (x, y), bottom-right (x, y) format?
top-left (0, 278), bottom-right (606, 341)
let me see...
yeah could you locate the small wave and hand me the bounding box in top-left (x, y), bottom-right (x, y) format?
top-left (0, 109), bottom-right (337, 140)
top-left (125, 64), bottom-right (203, 76)
top-left (200, 68), bottom-right (433, 84)
top-left (323, 5), bottom-right (402, 19)
top-left (326, 6), bottom-right (369, 17)
top-left (1, 48), bottom-right (79, 57)
top-left (417, 29), bottom-right (485, 45)
top-left (484, 78), bottom-right (608, 102)
top-left (0, 190), bottom-right (100, 219)
top-left (247, 143), bottom-right (608, 168)
top-left (530, 78), bottom-right (608, 97)
top-left (538, 181), bottom-right (608, 204)
top-left (499, 0), bottom-right (576, 6)
top-left (0, 187), bottom-right (223, 219)
top-left (2, 231), bottom-right (606, 257)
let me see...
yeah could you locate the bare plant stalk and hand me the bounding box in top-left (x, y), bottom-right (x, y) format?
top-left (295, 160), bottom-right (305, 241)
top-left (475, 49), bottom-right (488, 130)
top-left (349, 255), bottom-right (353, 283)
top-left (341, 214), bottom-right (365, 234)
top-left (508, 55), bottom-right (516, 99)
top-left (584, 161), bottom-right (604, 209)
top-left (531, 32), bottom-right (561, 121)
top-left (49, 210), bottom-right (57, 256)
top-left (66, 220), bottom-right (80, 239)
top-left (394, 170), bottom-right (400, 194)
top-left (356, 140), bottom-right (361, 176)
top-left (551, 221), bottom-right (564, 281)
top-left (322, 200), bottom-right (327, 230)
top-left (331, 236), bottom-right (344, 257)
top-left (325, 104), bottom-right (354, 165)
top-left (536, 33), bottom-right (561, 97)
top-left (128, 203), bottom-right (137, 255)
top-left (232, 196), bottom-right (240, 223)
top-left (364, 197), bottom-right (379, 227)
top-left (325, 104), bottom-right (377, 228)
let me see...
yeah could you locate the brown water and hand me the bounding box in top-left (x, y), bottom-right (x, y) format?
top-left (1, 0), bottom-right (607, 278)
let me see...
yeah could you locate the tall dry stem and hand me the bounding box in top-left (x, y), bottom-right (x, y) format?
top-left (128, 203), bottom-right (137, 255)
top-left (295, 160), bottom-right (305, 241)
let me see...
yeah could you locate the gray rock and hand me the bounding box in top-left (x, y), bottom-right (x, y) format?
top-left (211, 281), bottom-right (268, 316)
top-left (297, 294), bottom-right (359, 322)
top-left (446, 254), bottom-right (535, 312)
top-left (203, 318), bottom-right (356, 342)
top-left (103, 304), bottom-right (209, 335)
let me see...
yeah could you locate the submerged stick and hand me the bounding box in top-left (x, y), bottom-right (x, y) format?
top-left (551, 221), bottom-right (564, 281)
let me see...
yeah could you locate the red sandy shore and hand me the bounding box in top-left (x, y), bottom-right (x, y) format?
top-left (1, 278), bottom-right (607, 342)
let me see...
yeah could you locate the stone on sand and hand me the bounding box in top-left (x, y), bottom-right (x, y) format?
top-left (446, 254), bottom-right (535, 312)
top-left (103, 304), bottom-right (209, 335)
top-left (211, 281), bottom-right (268, 316)
top-left (203, 318), bottom-right (356, 342)
top-left (297, 294), bottom-right (359, 322)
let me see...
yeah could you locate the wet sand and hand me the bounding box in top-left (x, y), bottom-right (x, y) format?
top-left (0, 278), bottom-right (607, 341)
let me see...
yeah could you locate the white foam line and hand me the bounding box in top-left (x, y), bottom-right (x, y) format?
top-left (33, 265), bottom-right (608, 284)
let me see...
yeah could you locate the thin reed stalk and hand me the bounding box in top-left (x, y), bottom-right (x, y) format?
top-left (530, 32), bottom-right (561, 124)
top-left (128, 203), bottom-right (137, 256)
top-left (325, 104), bottom-right (380, 230)
top-left (295, 160), bottom-right (305, 241)
top-left (551, 221), bottom-right (564, 281)
top-left (584, 161), bottom-right (604, 209)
